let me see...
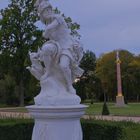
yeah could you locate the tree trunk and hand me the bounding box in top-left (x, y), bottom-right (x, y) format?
top-left (19, 78), bottom-right (24, 107)
top-left (104, 91), bottom-right (106, 103)
top-left (137, 95), bottom-right (139, 102)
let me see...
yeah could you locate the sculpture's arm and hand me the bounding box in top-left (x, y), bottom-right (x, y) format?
top-left (27, 66), bottom-right (43, 81)
top-left (34, 0), bottom-right (39, 7)
top-left (43, 19), bottom-right (59, 38)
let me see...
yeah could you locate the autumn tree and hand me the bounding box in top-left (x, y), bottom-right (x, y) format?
top-left (124, 55), bottom-right (140, 101)
top-left (96, 50), bottom-right (134, 101)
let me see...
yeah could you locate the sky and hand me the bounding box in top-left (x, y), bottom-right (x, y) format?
top-left (0, 0), bottom-right (140, 56)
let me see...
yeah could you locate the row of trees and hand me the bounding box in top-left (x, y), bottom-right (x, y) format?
top-left (0, 0), bottom-right (140, 106)
top-left (95, 50), bottom-right (140, 102)
top-left (0, 0), bottom-right (81, 106)
top-left (75, 50), bottom-right (140, 103)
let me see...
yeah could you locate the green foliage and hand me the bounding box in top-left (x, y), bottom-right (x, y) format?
top-left (1, 119), bottom-right (140, 140)
top-left (82, 120), bottom-right (123, 140)
top-left (0, 119), bottom-right (33, 140)
top-left (123, 55), bottom-right (140, 101)
top-left (0, 0), bottom-right (81, 106)
top-left (102, 102), bottom-right (110, 115)
top-left (96, 50), bottom-right (135, 101)
top-left (64, 16), bottom-right (80, 38)
top-left (80, 50), bottom-right (96, 74)
top-left (86, 103), bottom-right (140, 116)
top-left (122, 122), bottom-right (140, 140)
top-left (74, 50), bottom-right (100, 102)
top-left (0, 0), bottom-right (43, 106)
top-left (73, 77), bottom-right (87, 102)
top-left (0, 74), bottom-right (18, 105)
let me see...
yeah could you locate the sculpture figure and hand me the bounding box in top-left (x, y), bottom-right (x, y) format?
top-left (27, 0), bottom-right (84, 105)
top-left (27, 50), bottom-right (44, 80)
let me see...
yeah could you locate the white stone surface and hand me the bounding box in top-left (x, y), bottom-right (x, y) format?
top-left (116, 96), bottom-right (125, 107)
top-left (26, 1), bottom-right (86, 140)
top-left (26, 105), bottom-right (87, 140)
top-left (27, 0), bottom-right (84, 106)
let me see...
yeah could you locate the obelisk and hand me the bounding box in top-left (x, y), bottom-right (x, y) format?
top-left (116, 51), bottom-right (125, 107)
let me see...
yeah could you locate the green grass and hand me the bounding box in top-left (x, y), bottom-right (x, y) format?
top-left (0, 102), bottom-right (140, 116)
top-left (123, 124), bottom-right (140, 140)
top-left (0, 107), bottom-right (28, 113)
top-left (0, 119), bottom-right (140, 140)
top-left (86, 102), bottom-right (140, 116)
top-left (0, 104), bottom-right (10, 108)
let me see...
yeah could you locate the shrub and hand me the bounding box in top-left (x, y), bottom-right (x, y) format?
top-left (0, 119), bottom-right (33, 140)
top-left (0, 119), bottom-right (140, 140)
top-left (102, 102), bottom-right (110, 115)
top-left (82, 120), bottom-right (123, 140)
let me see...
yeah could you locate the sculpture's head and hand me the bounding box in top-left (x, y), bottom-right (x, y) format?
top-left (35, 0), bottom-right (54, 24)
top-left (34, 0), bottom-right (50, 8)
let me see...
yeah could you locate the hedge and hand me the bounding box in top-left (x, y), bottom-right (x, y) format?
top-left (82, 120), bottom-right (123, 140)
top-left (0, 119), bottom-right (140, 140)
top-left (0, 119), bottom-right (33, 140)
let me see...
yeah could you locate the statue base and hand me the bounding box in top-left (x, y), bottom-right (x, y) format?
top-left (116, 96), bottom-right (125, 107)
top-left (26, 105), bottom-right (87, 140)
top-left (34, 94), bottom-right (81, 106)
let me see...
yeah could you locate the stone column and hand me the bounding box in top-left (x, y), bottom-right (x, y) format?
top-left (116, 51), bottom-right (125, 107)
top-left (26, 105), bottom-right (87, 140)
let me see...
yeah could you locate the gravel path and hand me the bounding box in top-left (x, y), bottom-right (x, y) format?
top-left (0, 111), bottom-right (140, 123)
top-left (83, 115), bottom-right (140, 123)
top-left (0, 112), bottom-right (31, 119)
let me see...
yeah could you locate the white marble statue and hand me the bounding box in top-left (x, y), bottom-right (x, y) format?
top-left (27, 0), bottom-right (84, 106)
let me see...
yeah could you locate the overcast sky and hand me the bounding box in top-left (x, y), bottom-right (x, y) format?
top-left (0, 0), bottom-right (140, 56)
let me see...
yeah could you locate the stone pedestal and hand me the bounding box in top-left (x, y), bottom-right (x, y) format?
top-left (116, 96), bottom-right (125, 107)
top-left (26, 105), bottom-right (87, 140)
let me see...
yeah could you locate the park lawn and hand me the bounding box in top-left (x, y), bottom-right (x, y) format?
top-left (122, 123), bottom-right (140, 140)
top-left (0, 107), bottom-right (28, 113)
top-left (85, 102), bottom-right (140, 116)
top-left (0, 103), bottom-right (140, 116)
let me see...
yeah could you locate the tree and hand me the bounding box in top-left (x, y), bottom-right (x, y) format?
top-left (102, 102), bottom-right (110, 115)
top-left (74, 50), bottom-right (102, 102)
top-left (80, 50), bottom-right (96, 74)
top-left (0, 74), bottom-right (17, 105)
top-left (0, 0), bottom-right (43, 106)
top-left (96, 50), bottom-right (134, 101)
top-left (0, 0), bottom-right (81, 106)
top-left (124, 55), bottom-right (140, 101)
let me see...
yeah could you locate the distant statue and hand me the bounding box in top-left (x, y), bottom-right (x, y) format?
top-left (27, 0), bottom-right (84, 106)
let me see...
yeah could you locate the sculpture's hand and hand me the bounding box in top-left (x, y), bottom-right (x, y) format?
top-left (43, 30), bottom-right (50, 39)
top-left (26, 66), bottom-right (31, 70)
